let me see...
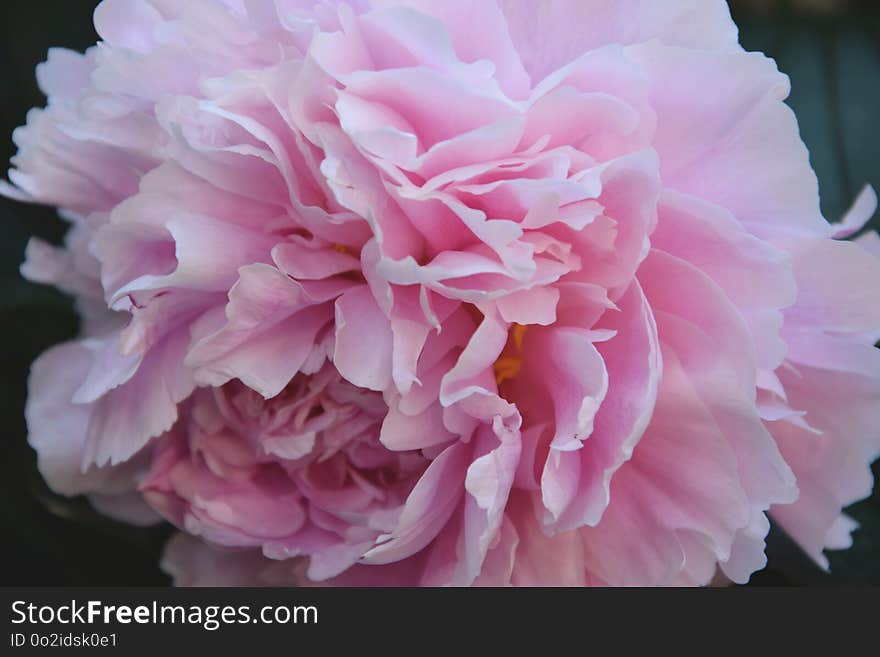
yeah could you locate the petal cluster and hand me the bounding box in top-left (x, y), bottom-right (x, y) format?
top-left (6, 0), bottom-right (880, 586)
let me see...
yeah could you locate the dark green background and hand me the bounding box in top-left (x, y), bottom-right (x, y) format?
top-left (0, 1), bottom-right (878, 586)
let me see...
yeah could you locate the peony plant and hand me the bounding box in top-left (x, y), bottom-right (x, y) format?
top-left (4, 0), bottom-right (880, 586)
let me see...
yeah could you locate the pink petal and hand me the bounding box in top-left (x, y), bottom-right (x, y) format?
top-left (187, 264), bottom-right (335, 397)
top-left (333, 285), bottom-right (394, 391)
top-left (498, 0), bottom-right (739, 81)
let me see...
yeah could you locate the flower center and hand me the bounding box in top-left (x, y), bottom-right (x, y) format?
top-left (493, 323), bottom-right (528, 386)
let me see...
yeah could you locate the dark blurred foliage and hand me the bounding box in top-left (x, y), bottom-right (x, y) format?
top-left (0, 0), bottom-right (878, 587)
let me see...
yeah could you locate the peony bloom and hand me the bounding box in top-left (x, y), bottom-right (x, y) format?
top-left (5, 0), bottom-right (880, 586)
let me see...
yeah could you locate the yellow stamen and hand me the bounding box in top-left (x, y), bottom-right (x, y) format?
top-left (493, 323), bottom-right (528, 386)
top-left (333, 243), bottom-right (349, 254)
top-left (511, 323), bottom-right (527, 351)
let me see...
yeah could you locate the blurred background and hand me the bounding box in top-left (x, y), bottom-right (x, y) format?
top-left (0, 0), bottom-right (878, 586)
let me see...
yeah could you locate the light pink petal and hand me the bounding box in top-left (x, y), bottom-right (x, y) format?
top-left (770, 333), bottom-right (880, 568)
top-left (498, 0), bottom-right (739, 81)
top-left (855, 230), bottom-right (880, 258)
top-left (472, 514), bottom-right (519, 587)
top-left (155, 95), bottom-right (289, 206)
top-left (439, 308), bottom-right (508, 408)
top-left (522, 87), bottom-right (640, 154)
top-left (631, 42), bottom-right (829, 237)
top-left (94, 0), bottom-right (164, 53)
top-left (361, 442), bottom-right (469, 564)
top-left (640, 250), bottom-right (797, 511)
top-left (459, 420), bottom-right (521, 584)
top-left (653, 190), bottom-right (797, 371)
top-left (71, 332), bottom-right (142, 404)
top-left (380, 401), bottom-right (457, 452)
top-left (83, 324), bottom-right (195, 467)
top-left (327, 67), bottom-right (518, 154)
top-left (307, 555), bottom-right (429, 587)
top-left (162, 533), bottom-right (297, 587)
top-left (581, 346), bottom-right (748, 585)
top-left (495, 286), bottom-right (559, 326)
top-left (270, 238), bottom-right (360, 280)
top-left (102, 212), bottom-right (278, 301)
top-left (333, 285), bottom-right (393, 391)
top-left (187, 264), bottom-right (336, 397)
top-left (524, 327), bottom-right (608, 522)
top-left (19, 232), bottom-right (103, 302)
top-left (35, 47), bottom-right (93, 99)
top-left (535, 280), bottom-right (660, 532)
top-left (567, 149), bottom-right (661, 292)
top-left (832, 185), bottom-right (877, 239)
top-left (26, 340), bottom-right (151, 513)
top-left (508, 492), bottom-right (586, 586)
top-left (370, 0), bottom-right (531, 99)
top-left (782, 236), bottom-right (880, 334)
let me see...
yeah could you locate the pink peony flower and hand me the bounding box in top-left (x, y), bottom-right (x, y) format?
top-left (5, 0), bottom-right (880, 586)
